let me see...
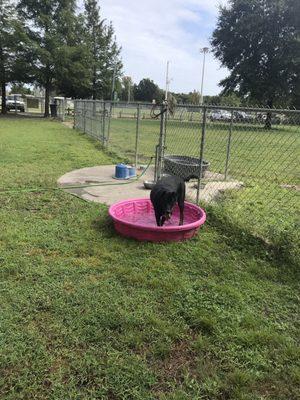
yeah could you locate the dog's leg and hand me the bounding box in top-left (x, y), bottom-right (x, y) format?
top-left (178, 183), bottom-right (185, 226)
top-left (179, 203), bottom-right (184, 225)
top-left (155, 210), bottom-right (163, 226)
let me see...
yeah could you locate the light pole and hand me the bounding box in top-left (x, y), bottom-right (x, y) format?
top-left (165, 61), bottom-right (170, 101)
top-left (111, 63), bottom-right (117, 102)
top-left (199, 47), bottom-right (209, 105)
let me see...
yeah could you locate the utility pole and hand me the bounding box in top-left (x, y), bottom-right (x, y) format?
top-left (199, 47), bottom-right (209, 105)
top-left (165, 61), bottom-right (170, 101)
top-left (111, 63), bottom-right (117, 101)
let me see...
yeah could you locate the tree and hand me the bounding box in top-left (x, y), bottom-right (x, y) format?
top-left (219, 93), bottom-right (241, 107)
top-left (121, 76), bottom-right (133, 102)
top-left (171, 92), bottom-right (190, 104)
top-left (133, 79), bottom-right (163, 103)
top-left (203, 95), bottom-right (221, 105)
top-left (18, 0), bottom-right (87, 116)
top-left (54, 15), bottom-right (92, 100)
top-left (211, 0), bottom-right (300, 126)
top-left (10, 83), bottom-right (33, 95)
top-left (83, 0), bottom-right (122, 100)
top-left (188, 90), bottom-right (200, 105)
top-left (0, 0), bottom-right (31, 114)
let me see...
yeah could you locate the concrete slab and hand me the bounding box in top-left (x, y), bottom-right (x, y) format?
top-left (58, 165), bottom-right (154, 205)
top-left (57, 165), bottom-right (243, 205)
top-left (191, 181), bottom-right (244, 203)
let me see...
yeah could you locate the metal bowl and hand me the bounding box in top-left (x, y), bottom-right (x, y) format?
top-left (164, 155), bottom-right (210, 180)
top-left (143, 180), bottom-right (156, 190)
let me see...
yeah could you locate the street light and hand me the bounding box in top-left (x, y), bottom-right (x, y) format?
top-left (165, 61), bottom-right (173, 101)
top-left (199, 47), bottom-right (209, 105)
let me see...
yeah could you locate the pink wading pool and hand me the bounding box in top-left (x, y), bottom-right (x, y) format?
top-left (109, 198), bottom-right (206, 242)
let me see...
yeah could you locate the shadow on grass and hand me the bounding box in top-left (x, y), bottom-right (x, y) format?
top-left (206, 204), bottom-right (299, 278)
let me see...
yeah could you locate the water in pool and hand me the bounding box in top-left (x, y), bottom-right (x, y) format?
top-left (120, 209), bottom-right (195, 227)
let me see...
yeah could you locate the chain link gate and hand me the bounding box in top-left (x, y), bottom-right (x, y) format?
top-left (157, 104), bottom-right (207, 204)
top-left (74, 100), bottom-right (109, 145)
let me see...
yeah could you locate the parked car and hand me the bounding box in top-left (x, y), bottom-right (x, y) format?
top-left (233, 111), bottom-right (254, 123)
top-left (210, 110), bottom-right (232, 122)
top-left (256, 112), bottom-right (282, 125)
top-left (6, 94), bottom-right (25, 112)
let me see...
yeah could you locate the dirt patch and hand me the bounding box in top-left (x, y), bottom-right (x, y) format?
top-left (62, 121), bottom-right (74, 129)
top-left (150, 336), bottom-right (199, 394)
top-left (280, 184), bottom-right (300, 191)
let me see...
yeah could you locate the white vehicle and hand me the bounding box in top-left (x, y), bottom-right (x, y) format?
top-left (233, 111), bottom-right (254, 123)
top-left (6, 94), bottom-right (25, 112)
top-left (210, 110), bottom-right (232, 122)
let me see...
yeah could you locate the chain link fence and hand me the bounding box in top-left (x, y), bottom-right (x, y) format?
top-left (74, 100), bottom-right (299, 245)
top-left (74, 100), bottom-right (161, 166)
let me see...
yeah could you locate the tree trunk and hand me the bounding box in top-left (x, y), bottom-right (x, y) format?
top-left (265, 99), bottom-right (273, 129)
top-left (1, 81), bottom-right (6, 114)
top-left (44, 82), bottom-right (50, 118)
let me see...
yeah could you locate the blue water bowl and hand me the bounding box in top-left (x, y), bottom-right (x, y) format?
top-left (128, 166), bottom-right (136, 178)
top-left (115, 163), bottom-right (129, 180)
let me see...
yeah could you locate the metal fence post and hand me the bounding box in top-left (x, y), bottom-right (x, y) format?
top-left (91, 101), bottom-right (94, 137)
top-left (154, 144), bottom-right (159, 182)
top-left (106, 101), bottom-right (113, 147)
top-left (134, 103), bottom-right (141, 167)
top-left (83, 101), bottom-right (86, 133)
top-left (196, 106), bottom-right (207, 204)
top-left (224, 110), bottom-right (234, 180)
top-left (73, 100), bottom-right (76, 129)
top-left (102, 101), bottom-right (106, 145)
top-left (156, 104), bottom-right (167, 180)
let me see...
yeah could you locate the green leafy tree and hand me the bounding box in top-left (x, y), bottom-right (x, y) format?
top-left (219, 93), bottom-right (241, 107)
top-left (10, 83), bottom-right (33, 95)
top-left (188, 90), bottom-right (200, 105)
top-left (0, 0), bottom-right (31, 113)
top-left (203, 95), bottom-right (221, 105)
top-left (54, 14), bottom-right (91, 99)
top-left (120, 76), bottom-right (133, 102)
top-left (133, 78), bottom-right (163, 103)
top-left (171, 92), bottom-right (190, 104)
top-left (18, 0), bottom-right (87, 116)
top-left (211, 0), bottom-right (300, 126)
top-left (83, 0), bottom-right (122, 100)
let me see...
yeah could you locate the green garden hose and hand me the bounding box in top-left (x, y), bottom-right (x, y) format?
top-left (0, 157), bottom-right (153, 195)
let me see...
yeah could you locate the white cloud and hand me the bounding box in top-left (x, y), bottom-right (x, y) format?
top-left (92, 0), bottom-right (230, 94)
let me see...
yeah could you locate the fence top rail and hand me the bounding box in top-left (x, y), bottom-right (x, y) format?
top-left (73, 99), bottom-right (299, 114)
top-left (74, 99), bottom-right (155, 107)
top-left (173, 104), bottom-right (300, 114)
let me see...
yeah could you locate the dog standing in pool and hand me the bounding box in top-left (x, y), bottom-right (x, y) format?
top-left (150, 175), bottom-right (186, 227)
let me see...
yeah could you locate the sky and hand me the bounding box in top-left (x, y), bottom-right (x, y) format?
top-left (87, 0), bottom-right (229, 95)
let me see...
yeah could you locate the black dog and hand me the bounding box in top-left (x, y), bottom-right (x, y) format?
top-left (150, 175), bottom-right (186, 227)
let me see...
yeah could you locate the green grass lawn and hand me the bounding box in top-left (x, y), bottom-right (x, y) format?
top-left (0, 117), bottom-right (299, 399)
